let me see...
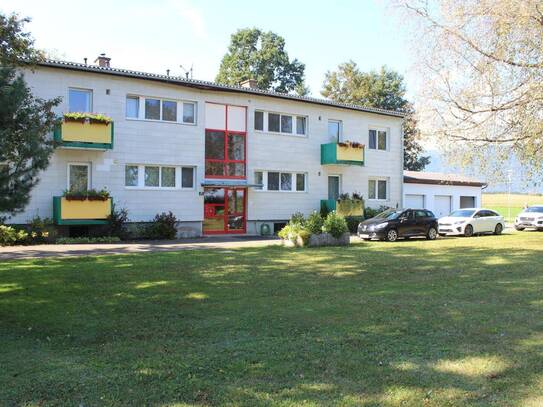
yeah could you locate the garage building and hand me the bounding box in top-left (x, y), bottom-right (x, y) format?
top-left (403, 171), bottom-right (486, 218)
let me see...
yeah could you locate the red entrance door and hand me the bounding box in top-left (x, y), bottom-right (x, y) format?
top-left (203, 187), bottom-right (246, 234)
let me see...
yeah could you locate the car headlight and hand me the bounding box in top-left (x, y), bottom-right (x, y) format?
top-left (374, 222), bottom-right (388, 230)
top-left (454, 220), bottom-right (466, 225)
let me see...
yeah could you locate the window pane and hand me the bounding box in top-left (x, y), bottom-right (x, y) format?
top-left (144, 166), bottom-right (159, 187)
top-left (378, 131), bottom-right (387, 150)
top-left (228, 134), bottom-right (245, 161)
top-left (183, 102), bottom-right (195, 123)
top-left (228, 189), bottom-right (244, 214)
top-left (205, 131), bottom-right (225, 159)
top-left (69, 165), bottom-right (89, 191)
top-left (254, 171), bottom-right (263, 190)
top-left (267, 172), bottom-right (279, 190)
top-left (161, 167), bottom-right (176, 187)
top-left (125, 165), bottom-right (138, 186)
top-left (328, 121), bottom-right (340, 140)
top-left (280, 173), bottom-right (292, 191)
top-left (281, 115), bottom-right (292, 133)
top-left (378, 180), bottom-right (387, 199)
top-left (296, 173), bottom-right (305, 191)
top-left (145, 99), bottom-right (160, 120)
top-left (227, 163), bottom-right (245, 177)
top-left (69, 89), bottom-right (91, 112)
top-left (268, 113), bottom-right (280, 132)
top-left (296, 116), bottom-right (306, 135)
top-left (162, 100), bottom-right (177, 122)
top-left (126, 96), bottom-right (139, 118)
top-left (369, 130), bottom-right (377, 149)
top-left (181, 167), bottom-right (194, 188)
top-left (205, 161), bottom-right (224, 177)
top-left (368, 180), bottom-right (376, 199)
top-left (254, 111), bottom-right (264, 131)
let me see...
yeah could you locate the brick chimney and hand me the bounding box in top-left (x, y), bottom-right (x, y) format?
top-left (94, 53), bottom-right (111, 68)
top-left (240, 79), bottom-right (258, 89)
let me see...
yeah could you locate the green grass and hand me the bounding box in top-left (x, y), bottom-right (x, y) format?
top-left (2, 232), bottom-right (543, 406)
top-left (483, 193), bottom-right (543, 221)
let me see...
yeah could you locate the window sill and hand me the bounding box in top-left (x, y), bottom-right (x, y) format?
top-left (367, 198), bottom-right (389, 202)
top-left (254, 130), bottom-right (308, 139)
top-left (125, 118), bottom-right (197, 126)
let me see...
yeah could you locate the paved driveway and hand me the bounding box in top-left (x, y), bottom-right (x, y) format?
top-left (0, 236), bottom-right (281, 261)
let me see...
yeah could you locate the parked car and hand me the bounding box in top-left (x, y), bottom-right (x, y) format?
top-left (438, 208), bottom-right (504, 237)
top-left (515, 205), bottom-right (543, 231)
top-left (357, 208), bottom-right (438, 242)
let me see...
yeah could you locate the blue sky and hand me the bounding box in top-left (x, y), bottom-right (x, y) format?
top-left (1, 0), bottom-right (411, 97)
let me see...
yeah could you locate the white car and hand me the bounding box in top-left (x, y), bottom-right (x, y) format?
top-left (515, 205), bottom-right (543, 231)
top-left (438, 208), bottom-right (505, 237)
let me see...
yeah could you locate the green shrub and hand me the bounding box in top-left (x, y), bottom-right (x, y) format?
top-left (290, 211), bottom-right (305, 225)
top-left (322, 212), bottom-right (348, 238)
top-left (27, 215), bottom-right (56, 244)
top-left (0, 225), bottom-right (29, 246)
top-left (56, 236), bottom-right (121, 244)
top-left (305, 211), bottom-right (324, 235)
top-left (63, 188), bottom-right (110, 201)
top-left (345, 216), bottom-right (364, 234)
top-left (364, 205), bottom-right (390, 219)
top-left (147, 211), bottom-right (178, 240)
top-left (64, 112), bottom-right (112, 124)
top-left (107, 205), bottom-right (129, 239)
top-left (278, 223), bottom-right (310, 245)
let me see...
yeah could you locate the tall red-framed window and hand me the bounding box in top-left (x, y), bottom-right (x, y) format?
top-left (205, 103), bottom-right (247, 179)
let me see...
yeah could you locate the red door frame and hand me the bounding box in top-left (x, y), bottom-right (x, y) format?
top-left (203, 187), bottom-right (247, 235)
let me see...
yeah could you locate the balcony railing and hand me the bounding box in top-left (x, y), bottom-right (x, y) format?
top-left (53, 196), bottom-right (112, 225)
top-left (320, 198), bottom-right (364, 217)
top-left (321, 142), bottom-right (364, 166)
top-left (54, 117), bottom-right (114, 150)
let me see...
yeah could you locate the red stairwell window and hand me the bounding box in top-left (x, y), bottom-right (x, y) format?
top-left (205, 130), bottom-right (246, 178)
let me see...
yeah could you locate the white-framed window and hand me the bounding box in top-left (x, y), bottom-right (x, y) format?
top-left (328, 119), bottom-right (342, 142)
top-left (67, 163), bottom-right (91, 191)
top-left (254, 110), bottom-right (307, 136)
top-left (68, 88), bottom-right (92, 112)
top-left (368, 178), bottom-right (388, 200)
top-left (125, 164), bottom-right (195, 189)
top-left (369, 128), bottom-right (388, 151)
top-left (126, 95), bottom-right (196, 124)
top-left (254, 170), bottom-right (307, 192)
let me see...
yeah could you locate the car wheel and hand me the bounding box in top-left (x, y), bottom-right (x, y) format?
top-left (385, 229), bottom-right (398, 242)
top-left (464, 224), bottom-right (474, 237)
top-left (427, 227), bottom-right (438, 240)
top-left (515, 226), bottom-right (525, 231)
top-left (494, 223), bottom-right (503, 235)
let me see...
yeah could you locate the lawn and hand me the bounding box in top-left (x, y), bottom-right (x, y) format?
top-left (2, 232), bottom-right (543, 406)
top-left (483, 193), bottom-right (543, 221)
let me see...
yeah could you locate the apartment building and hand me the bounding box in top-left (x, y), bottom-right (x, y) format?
top-left (9, 57), bottom-right (405, 236)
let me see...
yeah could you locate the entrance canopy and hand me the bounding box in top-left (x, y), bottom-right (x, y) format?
top-left (201, 180), bottom-right (263, 188)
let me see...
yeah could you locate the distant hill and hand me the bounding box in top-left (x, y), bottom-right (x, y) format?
top-left (423, 149), bottom-right (543, 194)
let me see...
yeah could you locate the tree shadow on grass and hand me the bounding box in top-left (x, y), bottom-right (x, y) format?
top-left (1, 237), bottom-right (543, 406)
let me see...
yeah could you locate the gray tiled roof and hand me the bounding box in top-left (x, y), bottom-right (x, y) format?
top-left (404, 171), bottom-right (486, 187)
top-left (37, 59), bottom-right (406, 118)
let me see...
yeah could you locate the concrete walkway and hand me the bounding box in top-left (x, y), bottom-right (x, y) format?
top-left (0, 236), bottom-right (281, 261)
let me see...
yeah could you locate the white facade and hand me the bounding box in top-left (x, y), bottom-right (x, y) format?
top-left (403, 182), bottom-right (483, 218)
top-left (8, 62), bottom-right (405, 235)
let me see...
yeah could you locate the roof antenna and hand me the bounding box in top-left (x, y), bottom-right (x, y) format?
top-left (84, 57), bottom-right (88, 65)
top-left (180, 64), bottom-right (193, 79)
top-left (166, 69), bottom-right (170, 77)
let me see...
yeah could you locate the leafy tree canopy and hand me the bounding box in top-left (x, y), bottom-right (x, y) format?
top-left (216, 28), bottom-right (307, 95)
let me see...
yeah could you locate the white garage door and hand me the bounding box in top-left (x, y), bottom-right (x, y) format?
top-left (434, 195), bottom-right (452, 218)
top-left (405, 194), bottom-right (424, 209)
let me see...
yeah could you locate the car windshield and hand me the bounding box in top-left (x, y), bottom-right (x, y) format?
top-left (374, 209), bottom-right (404, 220)
top-left (525, 206), bottom-right (543, 213)
top-left (449, 209), bottom-right (476, 217)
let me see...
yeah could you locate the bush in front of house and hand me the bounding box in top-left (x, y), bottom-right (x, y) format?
top-left (305, 211), bottom-right (324, 235)
top-left (0, 225), bottom-right (29, 246)
top-left (27, 215), bottom-right (56, 244)
top-left (278, 222), bottom-right (310, 246)
top-left (364, 205), bottom-right (390, 220)
top-left (146, 211), bottom-right (178, 240)
top-left (56, 236), bottom-right (121, 244)
top-left (345, 216), bottom-right (365, 234)
top-left (322, 211), bottom-right (349, 238)
top-left (107, 205), bottom-right (130, 240)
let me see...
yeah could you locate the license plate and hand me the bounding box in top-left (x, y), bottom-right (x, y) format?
top-left (358, 234), bottom-right (370, 239)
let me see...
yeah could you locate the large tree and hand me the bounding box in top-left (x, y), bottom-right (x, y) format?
top-left (216, 28), bottom-right (307, 95)
top-left (322, 61), bottom-right (430, 171)
top-left (0, 13), bottom-right (60, 221)
top-left (396, 0), bottom-right (543, 179)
